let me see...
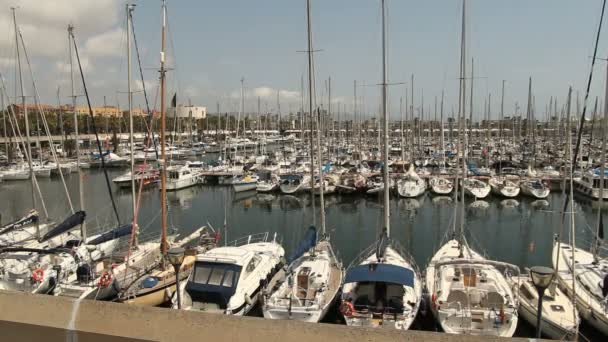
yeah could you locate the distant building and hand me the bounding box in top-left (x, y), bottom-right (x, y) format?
top-left (167, 105), bottom-right (206, 119)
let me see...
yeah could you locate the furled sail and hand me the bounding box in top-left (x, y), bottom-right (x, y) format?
top-left (40, 211), bottom-right (86, 242)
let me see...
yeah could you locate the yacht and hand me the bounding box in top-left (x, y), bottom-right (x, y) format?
top-left (552, 239), bottom-right (608, 336)
top-left (430, 177), bottom-right (454, 195)
top-left (520, 179), bottom-right (550, 199)
top-left (489, 176), bottom-right (520, 198)
top-left (263, 227), bottom-right (342, 322)
top-left (279, 174), bottom-right (308, 194)
top-left (341, 231), bottom-right (422, 330)
top-left (232, 174), bottom-right (259, 193)
top-left (461, 178), bottom-right (491, 199)
top-left (166, 165), bottom-right (203, 191)
top-left (112, 168), bottom-right (160, 189)
top-left (573, 168), bottom-right (608, 201)
top-left (508, 271), bottom-right (579, 340)
top-left (256, 173), bottom-right (280, 193)
top-left (396, 166), bottom-right (426, 198)
top-left (425, 239), bottom-right (519, 337)
top-left (173, 233), bottom-right (284, 316)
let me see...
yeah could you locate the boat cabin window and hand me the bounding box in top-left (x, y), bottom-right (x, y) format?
top-left (168, 171), bottom-right (179, 179)
top-left (245, 255), bottom-right (261, 273)
top-left (191, 262), bottom-right (241, 288)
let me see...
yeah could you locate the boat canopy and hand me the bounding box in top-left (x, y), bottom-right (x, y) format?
top-left (87, 223), bottom-right (132, 245)
top-left (344, 263), bottom-right (415, 287)
top-left (40, 211), bottom-right (86, 242)
top-left (288, 226), bottom-right (317, 264)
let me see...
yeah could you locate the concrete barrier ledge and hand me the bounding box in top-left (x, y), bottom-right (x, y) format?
top-left (0, 290), bottom-right (538, 342)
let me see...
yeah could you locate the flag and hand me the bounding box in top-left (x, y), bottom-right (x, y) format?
top-left (171, 93), bottom-right (177, 108)
top-left (599, 214), bottom-right (604, 240)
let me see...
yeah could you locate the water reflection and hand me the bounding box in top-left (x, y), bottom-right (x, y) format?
top-left (469, 200), bottom-right (489, 210)
top-left (432, 196), bottom-right (453, 206)
top-left (500, 199), bottom-right (520, 209)
top-left (531, 200), bottom-right (550, 209)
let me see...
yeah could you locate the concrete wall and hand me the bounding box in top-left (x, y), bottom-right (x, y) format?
top-left (0, 290), bottom-right (536, 342)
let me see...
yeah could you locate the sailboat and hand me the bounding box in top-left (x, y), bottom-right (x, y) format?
top-left (263, 2), bottom-right (343, 321)
top-left (552, 56), bottom-right (608, 336)
top-left (425, 1), bottom-right (519, 337)
top-left (396, 164), bottom-right (427, 198)
top-left (340, 0), bottom-right (422, 330)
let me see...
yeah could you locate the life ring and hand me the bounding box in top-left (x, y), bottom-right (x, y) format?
top-left (339, 301), bottom-right (355, 317)
top-left (98, 271), bottom-right (112, 287)
top-left (31, 268), bottom-right (44, 282)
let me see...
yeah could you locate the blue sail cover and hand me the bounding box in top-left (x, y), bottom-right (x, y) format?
top-left (40, 211), bottom-right (86, 242)
top-left (87, 223), bottom-right (132, 245)
top-left (344, 263), bottom-right (415, 288)
top-left (0, 211), bottom-right (39, 236)
top-left (288, 226), bottom-right (317, 263)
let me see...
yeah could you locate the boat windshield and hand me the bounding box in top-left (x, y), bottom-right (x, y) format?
top-left (186, 262), bottom-right (242, 309)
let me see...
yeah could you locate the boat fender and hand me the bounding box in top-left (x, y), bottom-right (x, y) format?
top-left (98, 271), bottom-right (112, 287)
top-left (244, 293), bottom-right (253, 306)
top-left (164, 287), bottom-right (173, 302)
top-left (431, 293), bottom-right (438, 310)
top-left (31, 268), bottom-right (44, 283)
top-left (339, 300), bottom-right (355, 317)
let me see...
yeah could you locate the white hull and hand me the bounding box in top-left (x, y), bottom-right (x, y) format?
top-left (520, 181), bottom-right (550, 199)
top-left (552, 240), bottom-right (608, 336)
top-left (233, 182), bottom-right (257, 193)
top-left (425, 240), bottom-right (518, 337)
top-left (462, 179), bottom-right (491, 199)
top-left (166, 176), bottom-right (201, 191)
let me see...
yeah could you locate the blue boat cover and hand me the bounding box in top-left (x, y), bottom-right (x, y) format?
top-left (142, 277), bottom-right (159, 288)
top-left (344, 263), bottom-right (415, 288)
top-left (87, 223), bottom-right (132, 245)
top-left (40, 211), bottom-right (86, 242)
top-left (288, 226), bottom-right (317, 263)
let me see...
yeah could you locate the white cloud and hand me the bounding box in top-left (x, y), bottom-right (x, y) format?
top-left (231, 86), bottom-right (301, 102)
top-left (84, 27), bottom-right (124, 58)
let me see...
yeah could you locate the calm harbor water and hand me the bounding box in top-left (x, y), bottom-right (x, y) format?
top-left (0, 168), bottom-right (605, 338)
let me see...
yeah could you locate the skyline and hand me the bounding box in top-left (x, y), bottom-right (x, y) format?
top-left (0, 0), bottom-right (607, 120)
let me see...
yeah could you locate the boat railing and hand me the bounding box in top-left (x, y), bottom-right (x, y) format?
top-left (226, 232), bottom-right (271, 247)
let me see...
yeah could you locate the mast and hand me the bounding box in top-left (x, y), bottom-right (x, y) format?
top-left (68, 25), bottom-right (85, 239)
top-left (469, 58), bottom-right (474, 138)
top-left (159, 0), bottom-right (168, 256)
top-left (381, 0), bottom-right (390, 235)
top-left (440, 90), bottom-right (446, 168)
top-left (127, 4), bottom-right (136, 221)
top-left (306, 0), bottom-right (316, 224)
top-left (13, 8), bottom-right (38, 239)
top-left (458, 0), bottom-right (467, 252)
top-left (594, 60), bottom-right (608, 262)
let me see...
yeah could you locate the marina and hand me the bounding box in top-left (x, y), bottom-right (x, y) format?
top-left (1, 0), bottom-right (608, 341)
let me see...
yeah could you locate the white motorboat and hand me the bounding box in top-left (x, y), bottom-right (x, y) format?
top-left (112, 169), bottom-right (160, 189)
top-left (166, 165), bottom-right (202, 191)
top-left (279, 174), bottom-right (307, 194)
top-left (263, 228), bottom-right (342, 322)
top-left (520, 179), bottom-right (550, 199)
top-left (173, 232), bottom-right (284, 316)
top-left (489, 176), bottom-right (520, 198)
top-left (552, 239), bottom-right (608, 336)
top-left (508, 273), bottom-right (579, 340)
top-left (461, 178), bottom-right (491, 199)
top-left (430, 177), bottom-right (454, 195)
top-left (425, 239), bottom-right (519, 337)
top-left (573, 168), bottom-right (608, 201)
top-left (341, 232), bottom-right (422, 331)
top-left (396, 166), bottom-right (426, 198)
top-left (1, 166), bottom-right (29, 180)
top-left (256, 173), bottom-right (280, 193)
top-left (232, 174), bottom-right (259, 193)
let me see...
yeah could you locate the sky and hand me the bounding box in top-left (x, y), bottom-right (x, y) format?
top-left (0, 0), bottom-right (607, 121)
